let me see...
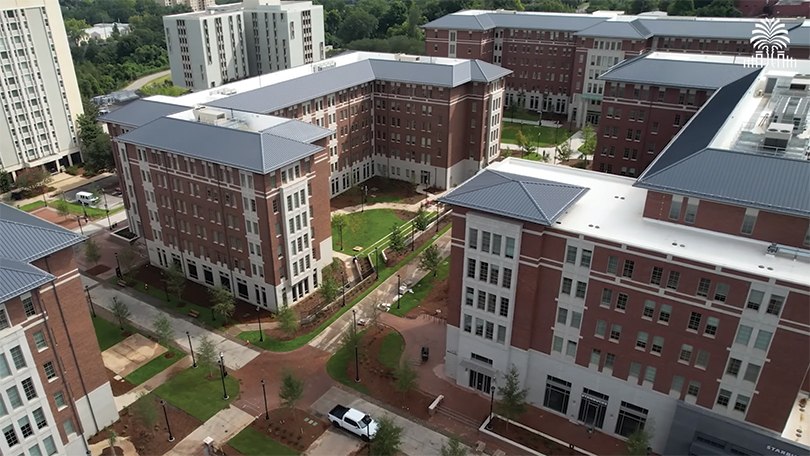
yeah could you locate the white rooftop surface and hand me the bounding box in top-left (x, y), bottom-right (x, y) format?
top-left (491, 158), bottom-right (810, 286)
top-left (167, 107), bottom-right (291, 132)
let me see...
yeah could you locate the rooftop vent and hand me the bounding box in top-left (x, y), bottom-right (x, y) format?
top-left (395, 54), bottom-right (422, 63)
top-left (766, 243), bottom-right (810, 262)
top-left (193, 107), bottom-right (227, 126)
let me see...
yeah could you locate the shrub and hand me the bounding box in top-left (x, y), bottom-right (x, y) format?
top-left (65, 165), bottom-right (80, 176)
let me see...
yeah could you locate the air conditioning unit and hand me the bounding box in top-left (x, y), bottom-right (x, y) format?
top-left (755, 90), bottom-right (763, 97)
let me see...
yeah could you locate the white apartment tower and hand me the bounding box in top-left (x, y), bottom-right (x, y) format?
top-left (164, 0), bottom-right (324, 91)
top-left (154, 0), bottom-right (216, 12)
top-left (0, 0), bottom-right (84, 179)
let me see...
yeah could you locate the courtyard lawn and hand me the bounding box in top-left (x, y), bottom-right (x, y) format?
top-left (332, 209), bottom-right (407, 253)
top-left (153, 367), bottom-right (239, 422)
top-left (93, 316), bottom-right (133, 351)
top-left (68, 202), bottom-right (125, 218)
top-left (377, 330), bottom-right (405, 369)
top-left (504, 110), bottom-right (543, 122)
top-left (500, 121), bottom-right (573, 147)
top-left (388, 257), bottom-right (450, 317)
top-left (19, 201), bottom-right (47, 212)
top-left (229, 427), bottom-right (299, 456)
top-left (124, 346), bottom-right (186, 386)
top-left (325, 329), bottom-right (370, 395)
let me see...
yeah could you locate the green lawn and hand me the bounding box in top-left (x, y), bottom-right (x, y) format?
top-left (332, 209), bottom-right (408, 253)
top-left (229, 427), bottom-right (299, 456)
top-left (504, 110), bottom-right (542, 122)
top-left (67, 202), bottom-right (126, 218)
top-left (388, 257), bottom-right (450, 317)
top-left (92, 317), bottom-right (133, 351)
top-left (238, 223), bottom-right (453, 352)
top-left (366, 194), bottom-right (404, 205)
top-left (377, 330), bottom-right (404, 369)
top-left (153, 367), bottom-right (239, 421)
top-left (325, 329), bottom-right (370, 395)
top-left (125, 346), bottom-right (186, 386)
top-left (19, 201), bottom-right (46, 212)
top-left (500, 121), bottom-right (573, 147)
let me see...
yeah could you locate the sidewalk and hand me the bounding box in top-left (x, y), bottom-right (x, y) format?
top-left (81, 275), bottom-right (260, 372)
top-left (162, 406), bottom-right (254, 456)
top-left (114, 356), bottom-right (193, 411)
top-left (4, 171), bottom-right (114, 208)
top-left (503, 116), bottom-right (561, 128)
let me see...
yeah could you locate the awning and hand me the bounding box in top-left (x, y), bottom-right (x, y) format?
top-left (459, 358), bottom-right (497, 377)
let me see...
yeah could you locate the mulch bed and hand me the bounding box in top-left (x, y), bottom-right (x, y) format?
top-left (349, 327), bottom-right (433, 421)
top-left (89, 395), bottom-right (202, 455)
top-left (560, 159), bottom-right (591, 170)
top-left (330, 176), bottom-right (426, 211)
top-left (404, 274), bottom-right (448, 319)
top-left (87, 264), bottom-right (112, 276)
top-left (490, 417), bottom-right (580, 456)
top-left (99, 446), bottom-right (124, 456)
top-left (106, 368), bottom-right (135, 396)
top-left (250, 408), bottom-right (328, 453)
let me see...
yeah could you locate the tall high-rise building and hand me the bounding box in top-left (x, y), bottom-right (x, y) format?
top-left (163, 0), bottom-right (325, 91)
top-left (0, 0), bottom-right (84, 179)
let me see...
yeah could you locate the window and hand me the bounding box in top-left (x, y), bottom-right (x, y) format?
top-left (465, 287), bottom-right (474, 306)
top-left (651, 336), bottom-right (664, 354)
top-left (489, 265), bottom-right (499, 285)
top-left (467, 259), bottom-right (476, 278)
top-left (679, 344), bottom-right (693, 363)
top-left (4, 424), bottom-right (18, 447)
top-left (642, 300), bottom-right (655, 319)
top-left (7, 386), bottom-right (21, 408)
top-left (502, 268), bottom-right (512, 289)
top-left (479, 262), bottom-right (488, 281)
top-left (650, 267), bottom-right (663, 285)
top-left (695, 350), bottom-right (710, 369)
top-left (566, 246), bottom-right (577, 264)
top-left (684, 199), bottom-right (698, 223)
top-left (22, 378), bottom-right (36, 400)
top-left (671, 375), bottom-right (685, 394)
top-left (754, 330), bottom-right (772, 350)
top-left (561, 278), bottom-right (572, 295)
top-left (0, 355), bottom-right (9, 378)
top-left (481, 232), bottom-right (491, 253)
top-left (669, 196), bottom-right (682, 220)
top-left (601, 289), bottom-right (613, 307)
top-left (629, 362), bottom-right (642, 379)
top-left (575, 281), bottom-right (587, 299)
top-left (644, 366), bottom-right (657, 384)
top-left (744, 363), bottom-right (761, 383)
top-left (696, 278), bottom-right (711, 297)
top-left (606, 256), bottom-right (619, 274)
top-left (735, 325), bottom-right (753, 346)
top-left (705, 317), bottom-right (719, 336)
top-left (566, 340), bottom-right (577, 357)
top-left (610, 324), bottom-right (622, 341)
top-left (22, 296), bottom-right (35, 317)
top-left (590, 349), bottom-right (602, 366)
top-left (687, 381), bottom-right (701, 398)
top-left (605, 353), bottom-right (616, 369)
top-left (687, 312), bottom-right (702, 331)
top-left (62, 418), bottom-right (75, 437)
top-left (571, 312), bottom-right (582, 329)
top-left (766, 294), bottom-right (785, 316)
top-left (666, 271), bottom-right (680, 290)
top-left (500, 298), bottom-right (509, 317)
top-left (43, 362), bottom-right (56, 380)
top-left (475, 318), bottom-right (484, 336)
top-left (497, 325), bottom-right (507, 344)
top-left (33, 408), bottom-right (46, 429)
top-left (580, 250), bottom-right (592, 268)
top-left (10, 346), bottom-right (26, 369)
top-left (741, 209), bottom-right (757, 234)
top-left (717, 389), bottom-right (732, 407)
top-left (543, 376), bottom-right (571, 415)
top-left (616, 293), bottom-right (628, 311)
top-left (43, 436), bottom-right (57, 456)
top-left (622, 260), bottom-right (635, 278)
top-left (33, 331), bottom-right (47, 350)
top-left (557, 308), bottom-right (568, 325)
top-left (477, 291), bottom-right (486, 310)
top-left (553, 336), bottom-right (563, 353)
top-left (636, 332), bottom-right (648, 350)
top-left (746, 290), bottom-right (764, 311)
top-left (463, 315), bottom-right (472, 332)
top-left (505, 237), bottom-right (515, 258)
top-left (734, 395), bottom-right (750, 413)
top-left (492, 234), bottom-right (502, 255)
top-left (615, 401), bottom-right (649, 438)
top-left (485, 322), bottom-right (494, 340)
top-left (53, 391), bottom-right (66, 409)
top-left (18, 416), bottom-right (33, 438)
top-left (726, 358), bottom-right (742, 377)
top-left (0, 309), bottom-right (8, 330)
top-left (714, 283), bottom-right (729, 302)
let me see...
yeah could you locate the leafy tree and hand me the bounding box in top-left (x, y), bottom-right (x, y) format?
top-left (506, 92), bottom-right (526, 123)
top-left (318, 276), bottom-right (340, 304)
top-left (152, 313), bottom-right (174, 347)
top-left (370, 416), bottom-right (403, 456)
top-left (524, 0), bottom-right (576, 12)
top-left (277, 305), bottom-right (299, 334)
top-left (556, 141), bottom-right (573, 163)
top-left (278, 369), bottom-right (305, 417)
top-left (331, 213), bottom-right (348, 251)
top-left (367, 292), bottom-right (384, 329)
top-left (695, 0), bottom-right (741, 16)
top-left (440, 437), bottom-right (468, 456)
top-left (626, 421), bottom-right (655, 455)
top-left (209, 286), bottom-right (235, 322)
top-left (496, 364), bottom-right (529, 430)
top-left (64, 17), bottom-right (89, 45)
top-left (419, 244), bottom-right (442, 277)
top-left (414, 207), bottom-right (430, 231)
top-left (389, 224), bottom-right (406, 252)
top-left (84, 238), bottom-right (101, 265)
top-left (111, 297), bottom-right (131, 330)
top-left (131, 392), bottom-right (157, 428)
top-left (515, 130), bottom-right (536, 157)
top-left (197, 335), bottom-right (218, 377)
top-left (109, 430), bottom-right (117, 456)
top-left (394, 359), bottom-right (418, 395)
top-left (15, 168), bottom-right (51, 196)
top-left (338, 8), bottom-right (379, 44)
top-left (405, 2), bottom-right (423, 39)
top-left (668, 0), bottom-right (695, 15)
top-left (165, 263), bottom-right (186, 300)
top-left (117, 245), bottom-right (137, 280)
top-left (0, 170), bottom-right (13, 193)
top-left (55, 195), bottom-right (71, 220)
top-left (579, 124), bottom-right (596, 164)
top-left (627, 0), bottom-right (659, 14)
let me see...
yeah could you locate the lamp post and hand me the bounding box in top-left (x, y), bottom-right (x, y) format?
top-left (486, 384), bottom-right (496, 430)
top-left (160, 270), bottom-right (169, 302)
top-left (341, 270), bottom-right (346, 307)
top-left (411, 220), bottom-right (415, 251)
top-left (218, 358), bottom-right (229, 400)
top-left (85, 286), bottom-right (96, 318)
top-left (219, 352), bottom-right (227, 377)
top-left (115, 252), bottom-right (120, 270)
top-left (101, 188), bottom-right (111, 230)
top-left (261, 380), bottom-right (269, 420)
top-left (186, 331), bottom-right (196, 368)
top-left (374, 246), bottom-right (379, 280)
top-left (352, 309), bottom-right (360, 383)
top-left (397, 274), bottom-right (401, 309)
top-left (436, 204), bottom-right (441, 234)
top-left (161, 400), bottom-right (174, 441)
top-left (76, 216), bottom-right (84, 235)
top-left (256, 306), bottom-right (264, 342)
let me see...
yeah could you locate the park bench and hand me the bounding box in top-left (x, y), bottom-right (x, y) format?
top-left (475, 441), bottom-right (486, 452)
top-left (188, 309), bottom-right (200, 318)
top-left (117, 279), bottom-right (127, 287)
top-left (428, 395), bottom-right (443, 416)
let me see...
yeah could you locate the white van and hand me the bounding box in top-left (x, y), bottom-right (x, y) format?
top-left (76, 191), bottom-right (99, 207)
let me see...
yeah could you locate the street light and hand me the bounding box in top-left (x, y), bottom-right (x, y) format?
top-left (397, 274), bottom-right (401, 309)
top-left (186, 331), bottom-right (197, 368)
top-left (341, 270), bottom-right (346, 307)
top-left (436, 204), bottom-right (441, 234)
top-left (352, 310), bottom-right (360, 383)
top-left (161, 400), bottom-right (174, 441)
top-left (160, 270), bottom-right (169, 302)
top-left (486, 384), bottom-right (496, 430)
top-left (261, 380), bottom-right (269, 420)
top-left (218, 358), bottom-right (229, 400)
top-left (85, 286), bottom-right (96, 318)
top-left (219, 352), bottom-right (227, 377)
top-left (411, 219), bottom-right (415, 251)
top-left (101, 188), bottom-right (111, 230)
top-left (256, 306), bottom-right (264, 342)
top-left (76, 216), bottom-right (84, 235)
top-left (374, 246), bottom-right (379, 280)
top-left (361, 185), bottom-right (368, 213)
top-left (115, 252), bottom-right (120, 270)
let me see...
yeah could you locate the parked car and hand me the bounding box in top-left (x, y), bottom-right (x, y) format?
top-left (328, 405), bottom-right (378, 441)
top-left (76, 191), bottom-right (99, 207)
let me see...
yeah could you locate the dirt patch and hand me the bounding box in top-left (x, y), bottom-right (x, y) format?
top-left (330, 176), bottom-right (425, 211)
top-left (106, 368), bottom-right (135, 396)
top-left (86, 264), bottom-right (112, 276)
top-left (99, 446), bottom-right (124, 456)
top-left (89, 395), bottom-right (202, 455)
top-left (250, 408), bottom-right (327, 453)
top-left (404, 275), bottom-right (448, 319)
top-left (490, 417), bottom-right (581, 456)
top-left (350, 327), bottom-right (433, 421)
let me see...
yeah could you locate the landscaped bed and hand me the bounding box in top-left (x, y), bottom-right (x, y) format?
top-left (235, 408), bottom-right (327, 455)
top-left (106, 368), bottom-right (135, 396)
top-left (488, 416), bottom-right (582, 456)
top-left (388, 257), bottom-right (450, 317)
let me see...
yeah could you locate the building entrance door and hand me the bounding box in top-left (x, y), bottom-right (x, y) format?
top-left (468, 370), bottom-right (492, 393)
top-left (577, 390), bottom-right (609, 429)
top-left (421, 170), bottom-right (431, 185)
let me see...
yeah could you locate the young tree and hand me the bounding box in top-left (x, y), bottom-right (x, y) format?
top-left (131, 392), bottom-right (157, 429)
top-left (556, 140), bottom-right (573, 163)
top-left (394, 359), bottom-right (418, 395)
top-left (341, 320), bottom-right (361, 352)
top-left (370, 416), bottom-right (403, 456)
top-left (152, 313), bottom-right (174, 347)
top-left (331, 213), bottom-right (348, 250)
top-left (516, 130), bottom-right (536, 157)
top-left (165, 263), bottom-right (186, 300)
top-left (278, 369), bottom-right (305, 417)
top-left (496, 364), bottom-right (530, 430)
top-left (440, 437), bottom-right (467, 456)
top-left (196, 335), bottom-right (218, 377)
top-left (626, 421), bottom-right (655, 456)
top-left (84, 238), bottom-right (101, 265)
top-left (579, 124), bottom-right (596, 164)
top-left (54, 195), bottom-right (71, 220)
top-left (117, 246), bottom-right (137, 280)
top-left (367, 292), bottom-right (383, 329)
top-left (209, 286), bottom-right (235, 322)
top-left (15, 168), bottom-right (51, 196)
top-left (0, 170), bottom-right (12, 193)
top-left (108, 430), bottom-right (117, 456)
top-left (419, 244), bottom-right (442, 277)
top-left (414, 207), bottom-right (429, 231)
top-left (277, 305), bottom-right (299, 334)
top-left (110, 297), bottom-right (130, 330)
top-left (388, 224), bottom-right (405, 252)
top-left (318, 276), bottom-right (340, 304)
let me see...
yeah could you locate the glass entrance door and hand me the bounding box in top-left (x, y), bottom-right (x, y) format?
top-left (468, 370), bottom-right (492, 393)
top-left (577, 390), bottom-right (609, 429)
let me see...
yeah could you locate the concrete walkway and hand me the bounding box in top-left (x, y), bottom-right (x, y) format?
top-left (113, 356), bottom-right (193, 411)
top-left (163, 406), bottom-right (254, 456)
top-left (504, 116), bottom-right (562, 128)
top-left (124, 69), bottom-right (171, 91)
top-left (81, 275), bottom-right (260, 372)
top-left (3, 171), bottom-right (114, 209)
top-left (307, 229), bottom-right (451, 353)
top-left (502, 129), bottom-right (586, 164)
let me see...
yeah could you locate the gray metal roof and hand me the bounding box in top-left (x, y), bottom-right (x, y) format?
top-left (117, 117), bottom-right (326, 174)
top-left (423, 11), bottom-right (606, 31)
top-left (260, 120), bottom-right (333, 144)
top-left (100, 99), bottom-right (189, 128)
top-left (789, 24), bottom-right (810, 46)
top-left (437, 169), bottom-right (589, 225)
top-left (207, 58), bottom-right (511, 114)
top-left (0, 260), bottom-right (54, 303)
top-left (599, 53), bottom-right (761, 90)
top-left (574, 20), bottom-right (652, 39)
top-left (638, 17), bottom-right (803, 40)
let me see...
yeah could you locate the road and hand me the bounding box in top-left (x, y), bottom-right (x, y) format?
top-left (123, 69), bottom-right (171, 91)
top-left (61, 175), bottom-right (124, 210)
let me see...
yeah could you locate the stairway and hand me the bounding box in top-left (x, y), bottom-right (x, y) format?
top-left (355, 255), bottom-right (374, 280)
top-left (435, 404), bottom-right (482, 429)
